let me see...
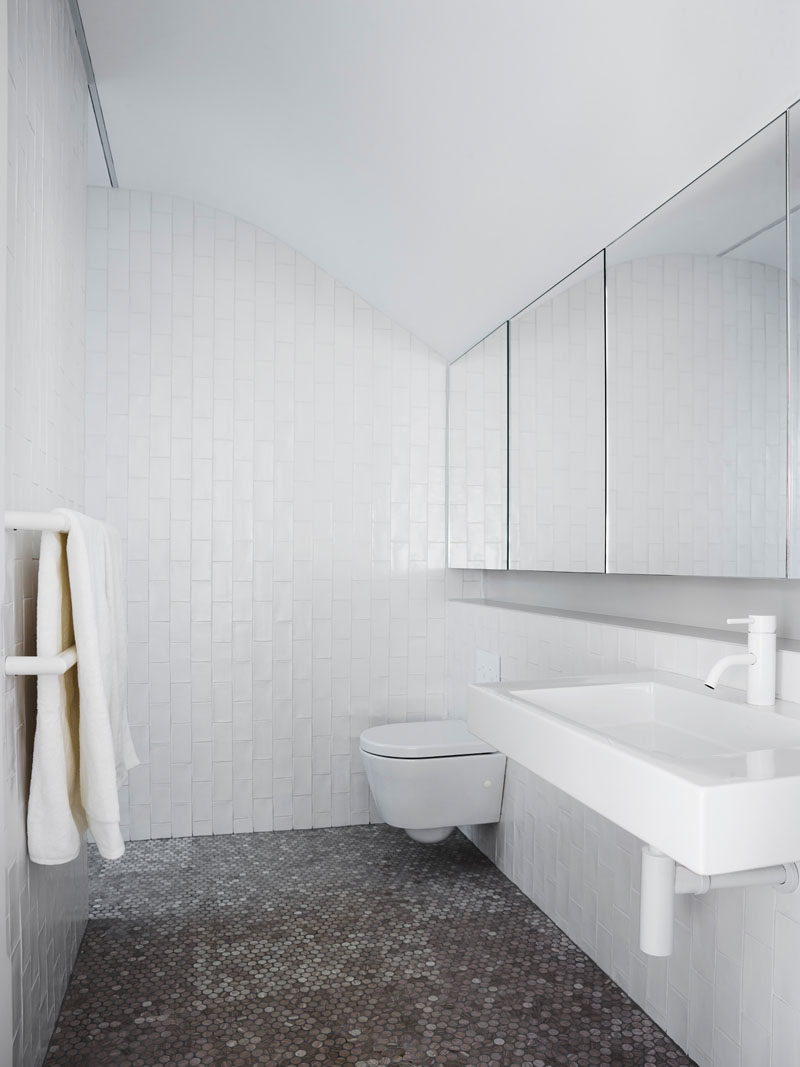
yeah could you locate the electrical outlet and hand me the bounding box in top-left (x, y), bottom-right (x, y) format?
top-left (475, 649), bottom-right (501, 684)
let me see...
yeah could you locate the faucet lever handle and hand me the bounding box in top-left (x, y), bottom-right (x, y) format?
top-left (726, 615), bottom-right (776, 634)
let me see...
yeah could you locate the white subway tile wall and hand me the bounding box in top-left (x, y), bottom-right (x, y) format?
top-left (2, 1), bottom-right (89, 1064)
top-left (447, 323), bottom-right (508, 569)
top-left (607, 254), bottom-right (788, 578)
top-left (85, 187), bottom-right (448, 840)
top-left (448, 598), bottom-right (800, 1067)
top-left (508, 256), bottom-right (606, 573)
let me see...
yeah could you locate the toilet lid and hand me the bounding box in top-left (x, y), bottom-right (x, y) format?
top-left (359, 719), bottom-right (496, 758)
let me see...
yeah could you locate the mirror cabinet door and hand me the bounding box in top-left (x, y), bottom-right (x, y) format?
top-left (606, 115), bottom-right (788, 576)
top-left (509, 253), bottom-right (606, 571)
top-left (447, 323), bottom-right (508, 568)
top-left (790, 102), bottom-right (800, 576)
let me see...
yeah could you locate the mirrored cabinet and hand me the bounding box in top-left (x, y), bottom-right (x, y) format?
top-left (447, 323), bottom-right (508, 568)
top-left (607, 114), bottom-right (787, 577)
top-left (790, 101), bottom-right (800, 577)
top-left (509, 253), bottom-right (605, 571)
top-left (447, 104), bottom-right (799, 580)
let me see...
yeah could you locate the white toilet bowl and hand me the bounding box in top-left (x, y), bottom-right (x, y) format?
top-left (359, 720), bottom-right (506, 843)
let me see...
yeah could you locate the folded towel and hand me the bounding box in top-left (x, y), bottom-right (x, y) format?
top-left (27, 511), bottom-right (138, 864)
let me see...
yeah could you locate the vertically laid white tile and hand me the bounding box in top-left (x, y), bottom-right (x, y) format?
top-left (87, 186), bottom-right (447, 862)
top-left (772, 997), bottom-right (800, 1066)
top-left (713, 951), bottom-right (741, 1046)
top-left (740, 1018), bottom-right (770, 1067)
top-left (742, 934), bottom-right (772, 1034)
top-left (773, 912), bottom-right (800, 1010)
top-left (688, 972), bottom-right (715, 1063)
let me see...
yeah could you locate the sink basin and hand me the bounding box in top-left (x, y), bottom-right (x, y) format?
top-left (467, 672), bottom-right (800, 875)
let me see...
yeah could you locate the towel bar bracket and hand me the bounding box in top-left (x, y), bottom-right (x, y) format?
top-left (3, 512), bottom-right (77, 676)
top-left (4, 646), bottom-right (78, 676)
top-left (4, 510), bottom-right (70, 533)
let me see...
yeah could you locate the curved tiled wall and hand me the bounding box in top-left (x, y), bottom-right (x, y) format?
top-left (84, 189), bottom-right (448, 841)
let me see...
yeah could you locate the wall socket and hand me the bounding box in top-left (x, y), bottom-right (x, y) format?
top-left (475, 649), bottom-right (501, 684)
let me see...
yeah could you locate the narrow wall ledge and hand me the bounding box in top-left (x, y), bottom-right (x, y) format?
top-left (447, 596), bottom-right (800, 655)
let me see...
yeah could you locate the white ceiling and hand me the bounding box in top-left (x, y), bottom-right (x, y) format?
top-left (78, 0), bottom-right (800, 359)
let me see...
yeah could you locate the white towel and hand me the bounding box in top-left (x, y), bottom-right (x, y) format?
top-left (27, 529), bottom-right (84, 864)
top-left (27, 511), bottom-right (138, 863)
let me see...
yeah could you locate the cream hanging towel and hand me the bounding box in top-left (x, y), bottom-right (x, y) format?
top-left (27, 511), bottom-right (138, 864)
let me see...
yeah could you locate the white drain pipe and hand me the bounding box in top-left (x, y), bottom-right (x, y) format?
top-left (639, 845), bottom-right (800, 956)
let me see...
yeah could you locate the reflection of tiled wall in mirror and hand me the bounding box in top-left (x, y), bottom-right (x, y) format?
top-left (792, 276), bottom-right (800, 576)
top-left (447, 324), bottom-right (508, 569)
top-left (788, 101), bottom-right (800, 577)
top-left (607, 254), bottom-right (787, 577)
top-left (509, 261), bottom-right (605, 573)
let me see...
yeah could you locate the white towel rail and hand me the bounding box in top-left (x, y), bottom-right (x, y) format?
top-left (5, 510), bottom-right (70, 533)
top-left (3, 509), bottom-right (76, 676)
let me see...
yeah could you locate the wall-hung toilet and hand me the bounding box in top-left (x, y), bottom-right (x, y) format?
top-left (359, 719), bottom-right (507, 843)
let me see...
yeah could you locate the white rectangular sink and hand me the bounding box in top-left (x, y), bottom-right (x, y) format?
top-left (467, 672), bottom-right (800, 875)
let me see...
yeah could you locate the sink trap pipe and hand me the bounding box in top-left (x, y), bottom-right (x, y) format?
top-left (639, 845), bottom-right (800, 956)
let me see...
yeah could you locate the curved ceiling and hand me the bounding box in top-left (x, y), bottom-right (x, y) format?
top-left (78, 0), bottom-right (800, 358)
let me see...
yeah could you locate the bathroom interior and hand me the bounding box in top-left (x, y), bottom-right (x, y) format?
top-left (6, 1), bottom-right (800, 1065)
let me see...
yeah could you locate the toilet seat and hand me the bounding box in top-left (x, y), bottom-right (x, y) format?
top-left (359, 720), bottom-right (496, 759)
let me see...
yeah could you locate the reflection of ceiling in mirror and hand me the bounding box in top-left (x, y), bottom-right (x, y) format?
top-left (790, 108), bottom-right (800, 213)
top-left (730, 226), bottom-right (785, 269)
top-left (510, 251), bottom-right (604, 322)
top-left (608, 117), bottom-right (786, 269)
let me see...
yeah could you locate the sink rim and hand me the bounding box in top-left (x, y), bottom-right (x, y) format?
top-left (496, 672), bottom-right (800, 776)
top-left (495, 667), bottom-right (798, 713)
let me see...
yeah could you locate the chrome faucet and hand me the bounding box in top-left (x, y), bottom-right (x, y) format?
top-left (704, 615), bottom-right (776, 707)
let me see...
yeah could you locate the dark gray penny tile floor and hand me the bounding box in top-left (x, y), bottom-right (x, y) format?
top-left (45, 826), bottom-right (697, 1066)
